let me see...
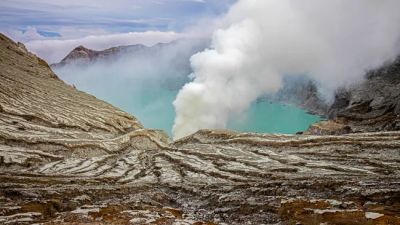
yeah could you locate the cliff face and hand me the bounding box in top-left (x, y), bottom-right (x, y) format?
top-left (308, 57), bottom-right (400, 135)
top-left (0, 34), bottom-right (400, 225)
top-left (331, 57), bottom-right (400, 131)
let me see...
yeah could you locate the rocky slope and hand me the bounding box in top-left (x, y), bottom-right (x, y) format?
top-left (0, 33), bottom-right (399, 224)
top-left (308, 57), bottom-right (400, 135)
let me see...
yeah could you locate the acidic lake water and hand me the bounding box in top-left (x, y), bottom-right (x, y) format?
top-left (59, 76), bottom-right (321, 137)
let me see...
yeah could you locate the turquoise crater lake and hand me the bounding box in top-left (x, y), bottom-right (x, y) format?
top-left (58, 76), bottom-right (321, 137)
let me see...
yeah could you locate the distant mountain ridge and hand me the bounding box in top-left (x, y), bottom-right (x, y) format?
top-left (51, 39), bottom-right (207, 69)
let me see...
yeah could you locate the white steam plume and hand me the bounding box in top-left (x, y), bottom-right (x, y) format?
top-left (173, 0), bottom-right (400, 139)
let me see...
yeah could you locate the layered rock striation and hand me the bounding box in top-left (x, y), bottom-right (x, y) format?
top-left (0, 33), bottom-right (399, 224)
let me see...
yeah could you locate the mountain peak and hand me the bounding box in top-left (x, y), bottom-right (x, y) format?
top-left (58, 45), bottom-right (99, 66)
top-left (73, 45), bottom-right (90, 51)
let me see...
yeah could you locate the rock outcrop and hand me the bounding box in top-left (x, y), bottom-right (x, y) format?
top-left (0, 33), bottom-right (399, 224)
top-left (332, 57), bottom-right (400, 131)
top-left (309, 57), bottom-right (400, 135)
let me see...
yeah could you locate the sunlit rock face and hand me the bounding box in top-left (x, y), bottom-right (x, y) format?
top-left (0, 33), bottom-right (399, 224)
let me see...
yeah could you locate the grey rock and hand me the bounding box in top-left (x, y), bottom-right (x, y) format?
top-left (327, 57), bottom-right (400, 133)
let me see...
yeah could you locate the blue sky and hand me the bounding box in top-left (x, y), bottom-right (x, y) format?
top-left (0, 0), bottom-right (235, 41)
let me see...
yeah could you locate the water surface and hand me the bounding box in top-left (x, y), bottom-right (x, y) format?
top-left (57, 69), bottom-right (320, 137)
top-left (228, 100), bottom-right (321, 134)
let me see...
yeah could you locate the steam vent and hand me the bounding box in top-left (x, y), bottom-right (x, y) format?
top-left (0, 32), bottom-right (399, 224)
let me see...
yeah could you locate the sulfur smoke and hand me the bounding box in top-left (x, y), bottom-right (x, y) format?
top-left (173, 0), bottom-right (400, 139)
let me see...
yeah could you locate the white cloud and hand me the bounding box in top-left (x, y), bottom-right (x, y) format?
top-left (3, 26), bottom-right (46, 42)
